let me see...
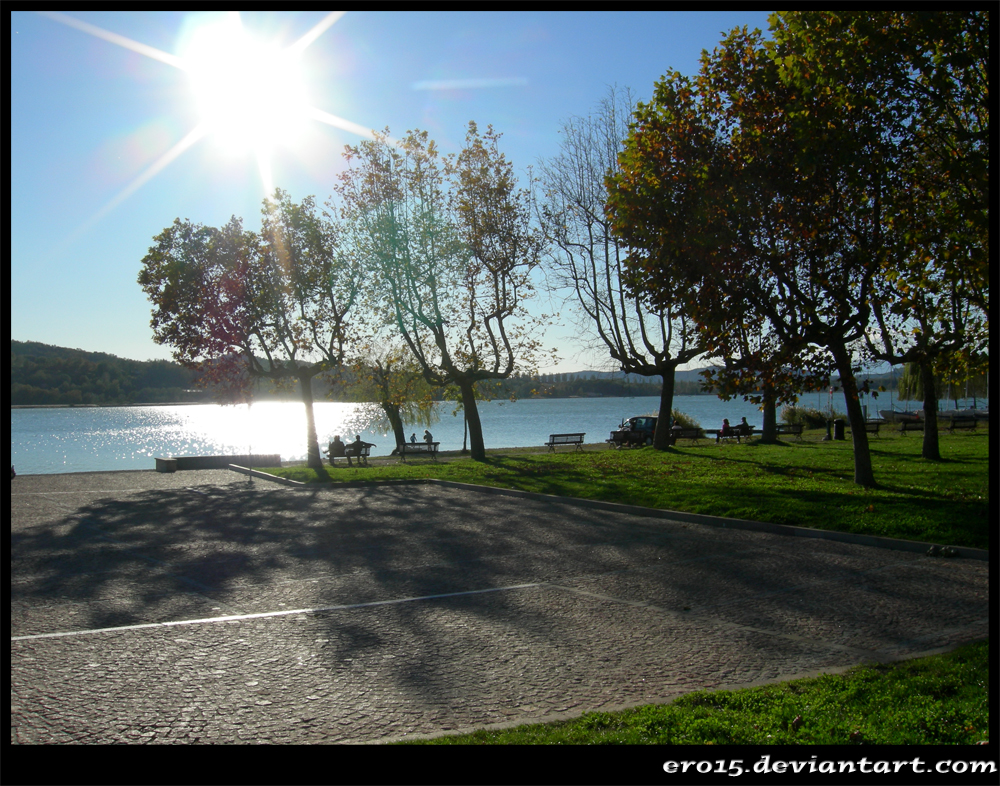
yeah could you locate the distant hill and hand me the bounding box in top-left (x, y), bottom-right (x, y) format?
top-left (10, 341), bottom-right (730, 406)
top-left (23, 340), bottom-right (906, 406)
top-left (11, 341), bottom-right (203, 406)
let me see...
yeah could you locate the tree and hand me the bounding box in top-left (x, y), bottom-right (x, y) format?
top-left (138, 191), bottom-right (361, 470)
top-left (765, 11), bottom-right (989, 461)
top-left (335, 123), bottom-right (549, 461)
top-left (611, 13), bottom-right (989, 483)
top-left (537, 86), bottom-right (702, 450)
top-left (608, 28), bottom-right (910, 487)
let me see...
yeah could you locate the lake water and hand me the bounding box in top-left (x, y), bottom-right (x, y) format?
top-left (9, 392), bottom-right (979, 475)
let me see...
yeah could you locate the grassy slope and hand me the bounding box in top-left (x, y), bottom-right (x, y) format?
top-left (408, 640), bottom-right (989, 745)
top-left (267, 428), bottom-right (989, 550)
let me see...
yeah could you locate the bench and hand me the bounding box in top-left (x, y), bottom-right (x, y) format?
top-left (947, 418), bottom-right (978, 432)
top-left (326, 442), bottom-right (373, 466)
top-left (669, 427), bottom-right (704, 444)
top-left (899, 421), bottom-right (924, 434)
top-left (705, 427), bottom-right (753, 444)
top-left (546, 433), bottom-right (585, 451)
top-left (864, 421), bottom-right (881, 437)
top-left (775, 423), bottom-right (804, 440)
top-left (398, 442), bottom-right (440, 461)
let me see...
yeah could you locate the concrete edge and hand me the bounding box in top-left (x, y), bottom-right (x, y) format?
top-left (228, 464), bottom-right (305, 487)
top-left (231, 469), bottom-right (988, 561)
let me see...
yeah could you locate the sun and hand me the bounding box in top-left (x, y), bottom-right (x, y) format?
top-left (40, 11), bottom-right (371, 218)
top-left (181, 14), bottom-right (311, 158)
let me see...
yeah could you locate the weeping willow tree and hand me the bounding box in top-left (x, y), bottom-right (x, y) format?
top-left (348, 337), bottom-right (439, 452)
top-left (897, 361), bottom-right (988, 406)
top-left (896, 363), bottom-right (922, 401)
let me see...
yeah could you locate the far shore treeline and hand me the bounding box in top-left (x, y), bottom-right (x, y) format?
top-left (9, 339), bottom-right (697, 406)
top-left (13, 339), bottom-right (973, 408)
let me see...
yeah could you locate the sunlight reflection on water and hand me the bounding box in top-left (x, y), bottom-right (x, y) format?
top-left (14, 393), bottom-right (977, 475)
top-left (11, 401), bottom-right (376, 475)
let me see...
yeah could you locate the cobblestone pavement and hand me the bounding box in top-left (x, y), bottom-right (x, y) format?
top-left (11, 470), bottom-right (990, 744)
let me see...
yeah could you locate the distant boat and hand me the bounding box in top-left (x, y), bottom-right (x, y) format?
top-left (928, 408), bottom-right (989, 422)
top-left (879, 408), bottom-right (921, 423)
top-left (880, 407), bottom-right (989, 423)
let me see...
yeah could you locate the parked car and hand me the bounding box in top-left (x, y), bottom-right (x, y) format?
top-left (607, 415), bottom-right (658, 448)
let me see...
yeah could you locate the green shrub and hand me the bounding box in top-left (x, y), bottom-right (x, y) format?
top-left (670, 409), bottom-right (701, 429)
top-left (781, 405), bottom-right (843, 428)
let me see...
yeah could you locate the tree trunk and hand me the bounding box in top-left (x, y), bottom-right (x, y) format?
top-left (653, 368), bottom-right (676, 450)
top-left (459, 380), bottom-right (486, 461)
top-left (299, 371), bottom-right (324, 470)
top-left (831, 343), bottom-right (876, 488)
top-left (758, 389), bottom-right (779, 444)
top-left (919, 360), bottom-right (941, 460)
top-left (382, 403), bottom-right (406, 454)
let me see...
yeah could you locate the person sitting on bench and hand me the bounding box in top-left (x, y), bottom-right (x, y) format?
top-left (325, 435), bottom-right (347, 466)
top-left (345, 435), bottom-right (369, 466)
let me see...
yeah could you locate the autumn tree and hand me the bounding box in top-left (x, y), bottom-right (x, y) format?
top-left (334, 123), bottom-right (548, 461)
top-left (138, 190), bottom-right (361, 470)
top-left (610, 28), bottom-right (906, 487)
top-left (610, 11), bottom-right (990, 482)
top-left (766, 11), bottom-right (990, 460)
top-left (537, 86), bottom-right (701, 450)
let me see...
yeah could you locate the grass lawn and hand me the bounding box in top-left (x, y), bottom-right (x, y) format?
top-left (404, 639), bottom-right (990, 745)
top-left (265, 427), bottom-right (989, 550)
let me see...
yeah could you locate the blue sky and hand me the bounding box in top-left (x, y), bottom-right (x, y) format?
top-left (11, 10), bottom-right (772, 372)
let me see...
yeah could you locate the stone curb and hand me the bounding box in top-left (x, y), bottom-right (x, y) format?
top-left (231, 468), bottom-right (989, 562)
top-left (227, 464), bottom-right (305, 486)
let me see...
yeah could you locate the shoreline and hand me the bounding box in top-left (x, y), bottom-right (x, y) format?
top-left (10, 394), bottom-right (711, 410)
top-left (11, 443), bottom-right (602, 477)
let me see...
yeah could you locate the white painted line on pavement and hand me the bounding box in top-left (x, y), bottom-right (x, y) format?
top-left (10, 582), bottom-right (545, 642)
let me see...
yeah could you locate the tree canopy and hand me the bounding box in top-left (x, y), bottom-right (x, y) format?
top-left (606, 11), bottom-right (988, 486)
top-left (537, 86), bottom-right (702, 450)
top-left (138, 191), bottom-right (362, 469)
top-left (334, 123), bottom-right (550, 461)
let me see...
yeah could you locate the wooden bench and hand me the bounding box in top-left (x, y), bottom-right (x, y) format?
top-left (546, 433), bottom-right (585, 451)
top-left (669, 427), bottom-right (704, 444)
top-left (326, 442), bottom-right (373, 466)
top-left (775, 423), bottom-right (804, 440)
top-left (899, 421), bottom-right (925, 434)
top-left (947, 418), bottom-right (978, 432)
top-left (864, 421), bottom-right (881, 437)
top-left (705, 427), bottom-right (753, 443)
top-left (398, 442), bottom-right (440, 461)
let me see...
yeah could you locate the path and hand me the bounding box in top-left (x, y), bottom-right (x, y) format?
top-left (10, 469), bottom-right (989, 744)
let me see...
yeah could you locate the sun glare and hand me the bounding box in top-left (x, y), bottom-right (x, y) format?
top-left (182, 14), bottom-right (310, 157)
top-left (40, 10), bottom-right (380, 230)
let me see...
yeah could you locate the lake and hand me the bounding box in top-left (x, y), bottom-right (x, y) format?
top-left (12, 395), bottom-right (764, 475)
top-left (9, 391), bottom-right (972, 475)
